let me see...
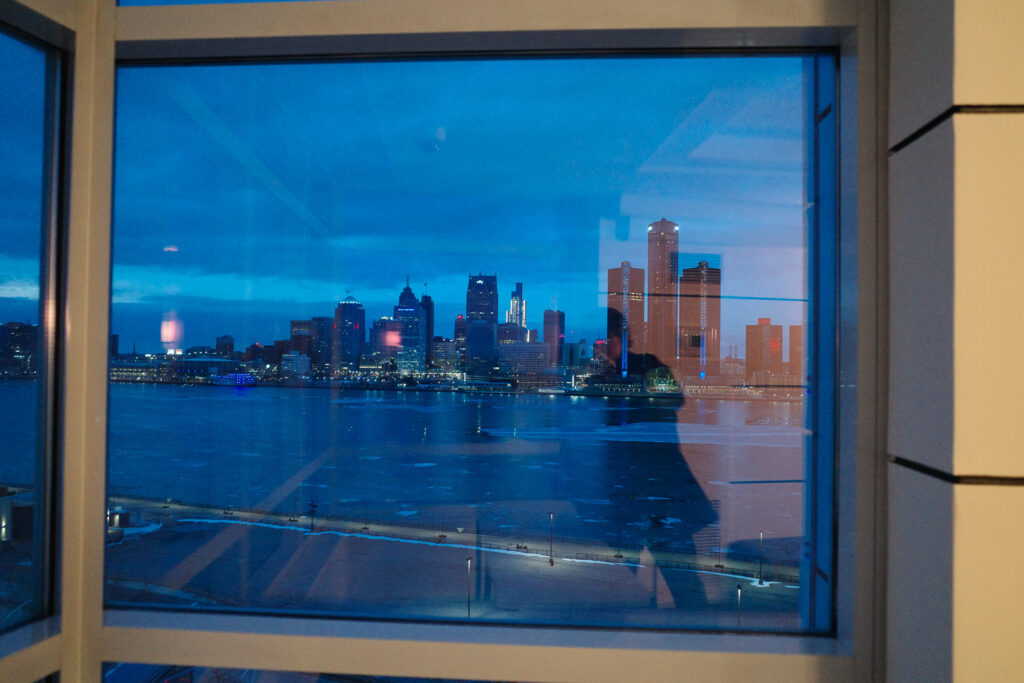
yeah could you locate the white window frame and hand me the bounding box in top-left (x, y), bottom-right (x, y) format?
top-left (0, 1), bottom-right (887, 680)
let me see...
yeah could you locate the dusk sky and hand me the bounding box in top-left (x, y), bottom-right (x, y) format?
top-left (0, 30), bottom-right (46, 325)
top-left (2, 52), bottom-right (820, 356)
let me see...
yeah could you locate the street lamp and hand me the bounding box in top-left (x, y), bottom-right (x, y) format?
top-left (548, 511), bottom-right (555, 566)
top-left (465, 557), bottom-right (472, 617)
top-left (757, 530), bottom-right (765, 585)
top-left (736, 583), bottom-right (742, 627)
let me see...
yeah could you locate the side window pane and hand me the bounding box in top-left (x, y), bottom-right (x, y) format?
top-left (107, 54), bottom-right (835, 632)
top-left (0, 25), bottom-right (58, 631)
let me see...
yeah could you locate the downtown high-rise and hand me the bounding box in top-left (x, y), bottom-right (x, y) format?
top-left (646, 218), bottom-right (679, 367)
top-left (679, 260), bottom-right (721, 378)
top-left (607, 261), bottom-right (644, 376)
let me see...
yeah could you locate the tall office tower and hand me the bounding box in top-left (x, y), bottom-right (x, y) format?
top-left (679, 260), bottom-right (722, 378)
top-left (505, 282), bottom-right (526, 328)
top-left (466, 274), bottom-right (499, 329)
top-left (310, 316), bottom-right (332, 367)
top-left (497, 322), bottom-right (524, 344)
top-left (215, 334), bottom-right (234, 356)
top-left (607, 261), bottom-right (645, 376)
top-left (543, 309), bottom-right (565, 367)
top-left (370, 317), bottom-right (402, 358)
top-left (745, 317), bottom-right (784, 384)
top-left (419, 294), bottom-right (435, 367)
top-left (332, 296), bottom-right (366, 370)
top-left (393, 279), bottom-right (426, 373)
top-left (647, 217), bottom-right (680, 366)
top-left (110, 333), bottom-right (119, 358)
top-left (789, 324), bottom-right (804, 378)
top-left (289, 319), bottom-right (313, 357)
top-left (464, 319), bottom-right (496, 375)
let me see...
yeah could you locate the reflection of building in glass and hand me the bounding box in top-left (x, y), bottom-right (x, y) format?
top-left (394, 279), bottom-right (426, 373)
top-left (505, 281), bottom-right (526, 328)
top-left (466, 274), bottom-right (498, 329)
top-left (543, 309), bottom-right (565, 367)
top-left (607, 261), bottom-right (645, 377)
top-left (679, 260), bottom-right (721, 378)
top-left (646, 218), bottom-right (679, 366)
top-left (789, 324), bottom-right (804, 378)
top-left (745, 317), bottom-right (783, 384)
top-left (332, 296), bottom-right (365, 370)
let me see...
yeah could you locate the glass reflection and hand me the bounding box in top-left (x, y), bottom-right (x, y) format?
top-left (107, 55), bottom-right (834, 631)
top-left (0, 26), bottom-right (56, 632)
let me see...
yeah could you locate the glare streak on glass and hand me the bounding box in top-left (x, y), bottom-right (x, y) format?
top-left (106, 55), bottom-right (835, 632)
top-left (0, 26), bottom-right (53, 631)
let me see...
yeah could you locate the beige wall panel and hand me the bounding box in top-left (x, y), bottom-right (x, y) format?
top-left (954, 0), bottom-right (1024, 105)
top-left (952, 114), bottom-right (1024, 476)
top-left (887, 464), bottom-right (953, 683)
top-left (116, 0), bottom-right (855, 42)
top-left (888, 119), bottom-right (954, 472)
top-left (12, 0), bottom-right (77, 30)
top-left (888, 0), bottom-right (953, 146)
top-left (952, 484), bottom-right (1024, 680)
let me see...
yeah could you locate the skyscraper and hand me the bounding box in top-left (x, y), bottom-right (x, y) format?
top-left (505, 281), bottom-right (526, 329)
top-left (215, 334), bottom-right (234, 356)
top-left (332, 296), bottom-right (365, 370)
top-left (419, 293), bottom-right (435, 367)
top-left (647, 218), bottom-right (679, 366)
top-left (466, 274), bottom-right (499, 328)
top-left (543, 309), bottom-right (565, 367)
top-left (290, 319), bottom-right (312, 357)
top-left (745, 317), bottom-right (783, 384)
top-left (310, 316), bottom-right (332, 368)
top-left (394, 278), bottom-right (426, 373)
top-left (607, 261), bottom-right (645, 376)
top-left (679, 260), bottom-right (721, 378)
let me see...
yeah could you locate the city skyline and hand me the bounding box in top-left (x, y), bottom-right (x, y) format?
top-left (2, 55), bottom-right (813, 355)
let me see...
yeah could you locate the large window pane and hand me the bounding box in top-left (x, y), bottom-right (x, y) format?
top-left (0, 25), bottom-right (59, 631)
top-left (107, 54), bottom-right (836, 632)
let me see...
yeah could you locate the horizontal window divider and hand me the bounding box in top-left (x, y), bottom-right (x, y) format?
top-left (0, 619), bottom-right (61, 681)
top-left (104, 610), bottom-right (850, 682)
top-left (115, 27), bottom-right (851, 63)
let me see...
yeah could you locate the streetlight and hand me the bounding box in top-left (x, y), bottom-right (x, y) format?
top-left (548, 511), bottom-right (555, 566)
top-left (736, 584), bottom-right (742, 627)
top-left (465, 557), bottom-right (472, 617)
top-left (757, 530), bottom-right (765, 585)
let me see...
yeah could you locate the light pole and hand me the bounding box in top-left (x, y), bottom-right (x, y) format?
top-left (757, 530), bottom-right (764, 585)
top-left (465, 557), bottom-right (472, 617)
top-left (548, 512), bottom-right (555, 566)
top-left (736, 584), bottom-right (742, 627)
top-left (308, 501), bottom-right (318, 532)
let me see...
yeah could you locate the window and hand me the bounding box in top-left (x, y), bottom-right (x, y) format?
top-left (0, 20), bottom-right (63, 634)
top-left (0, 1), bottom-right (880, 680)
top-left (106, 52), bottom-right (837, 634)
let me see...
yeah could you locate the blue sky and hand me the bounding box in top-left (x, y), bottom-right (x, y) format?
top-left (1, 51), bottom-right (818, 355)
top-left (0, 31), bottom-right (46, 325)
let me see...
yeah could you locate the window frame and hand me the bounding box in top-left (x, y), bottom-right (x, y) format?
top-left (0, 0), bottom-right (72, 674)
top-left (0, 1), bottom-right (887, 680)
